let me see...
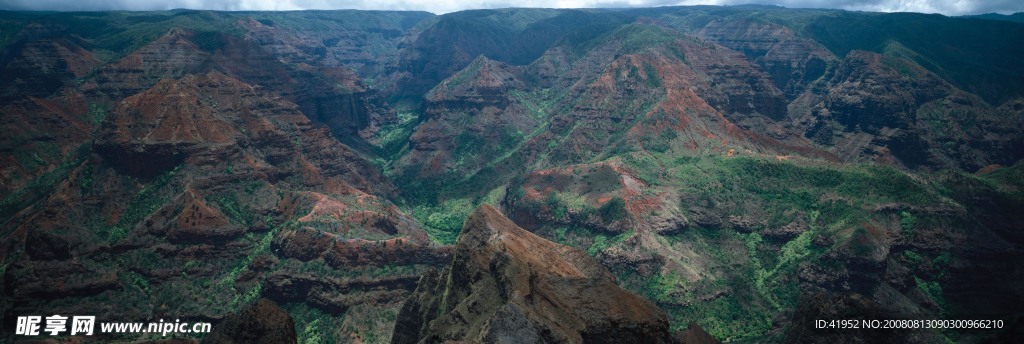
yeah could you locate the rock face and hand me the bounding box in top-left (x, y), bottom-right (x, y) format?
top-left (788, 50), bottom-right (1024, 170)
top-left (0, 17), bottom-right (439, 342)
top-left (391, 204), bottom-right (677, 344)
top-left (0, 36), bottom-right (98, 101)
top-left (782, 293), bottom-right (905, 344)
top-left (695, 19), bottom-right (835, 100)
top-left (395, 56), bottom-right (537, 179)
top-left (506, 161), bottom-right (657, 235)
top-left (93, 70), bottom-right (394, 194)
top-left (83, 27), bottom-right (396, 143)
top-left (202, 298), bottom-right (297, 344)
top-left (3, 7), bottom-right (1024, 344)
top-left (675, 322), bottom-right (722, 344)
top-left (0, 26), bottom-right (98, 197)
top-left (676, 36), bottom-right (787, 121)
top-left (1, 66), bottom-right (443, 328)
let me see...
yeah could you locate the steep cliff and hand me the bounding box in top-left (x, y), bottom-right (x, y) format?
top-left (203, 298), bottom-right (297, 344)
top-left (391, 205), bottom-right (680, 344)
top-left (789, 50), bottom-right (1024, 170)
top-left (395, 56), bottom-right (535, 181)
top-left (3, 7), bottom-right (1024, 344)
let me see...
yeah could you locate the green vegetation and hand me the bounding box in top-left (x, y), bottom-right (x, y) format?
top-left (480, 186), bottom-right (506, 206)
top-left (2, 7), bottom-right (1023, 344)
top-left (78, 163), bottom-right (94, 194)
top-left (643, 63), bottom-right (662, 88)
top-left (665, 156), bottom-right (945, 216)
top-left (904, 250), bottom-right (924, 266)
top-left (511, 88), bottom-right (565, 121)
top-left (441, 55), bottom-right (486, 91)
top-left (545, 192), bottom-right (568, 220)
top-left (587, 229), bottom-right (633, 255)
top-left (802, 11), bottom-right (1024, 104)
top-left (103, 166), bottom-right (180, 242)
top-left (412, 198), bottom-right (474, 245)
top-left (287, 303), bottom-right (342, 344)
top-left (0, 13), bottom-right (34, 50)
top-left (219, 219), bottom-right (281, 309)
top-left (300, 318), bottom-right (327, 344)
top-left (373, 111), bottom-right (419, 155)
top-left (933, 252), bottom-right (952, 267)
top-left (0, 145), bottom-right (89, 221)
top-left (617, 228), bottom-right (778, 340)
top-left (236, 283), bottom-right (263, 309)
top-left (34, 11), bottom-right (241, 63)
top-left (900, 211), bottom-right (917, 237)
top-left (124, 271), bottom-right (151, 293)
top-left (597, 196), bottom-right (627, 222)
top-left (10, 141), bottom-right (61, 178)
top-left (915, 277), bottom-right (947, 312)
top-left (573, 22), bottom-right (679, 56)
top-left (190, 30), bottom-right (227, 52)
top-left (215, 191), bottom-right (252, 226)
top-left (605, 154), bottom-right (959, 340)
top-left (668, 280), bottom-right (774, 340)
top-left (288, 301), bottom-right (402, 344)
top-left (87, 103), bottom-right (110, 128)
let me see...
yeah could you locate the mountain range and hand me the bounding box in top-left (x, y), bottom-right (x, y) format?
top-left (1, 6), bottom-right (1023, 343)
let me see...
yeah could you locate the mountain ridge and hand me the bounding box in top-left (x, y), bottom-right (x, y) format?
top-left (1, 6), bottom-right (1022, 343)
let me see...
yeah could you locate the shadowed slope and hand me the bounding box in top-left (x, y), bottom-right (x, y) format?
top-left (391, 204), bottom-right (681, 344)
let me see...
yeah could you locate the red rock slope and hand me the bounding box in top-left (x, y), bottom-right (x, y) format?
top-left (391, 204), bottom-right (680, 344)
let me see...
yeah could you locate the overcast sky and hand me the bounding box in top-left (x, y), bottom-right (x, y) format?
top-left (1, 0), bottom-right (1021, 16)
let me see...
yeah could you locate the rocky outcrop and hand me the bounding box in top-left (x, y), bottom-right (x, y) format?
top-left (424, 55), bottom-right (524, 110)
top-left (391, 204), bottom-right (678, 344)
top-left (94, 71), bottom-right (394, 195)
top-left (94, 73), bottom-right (238, 179)
top-left (822, 51), bottom-right (949, 131)
top-left (237, 12), bottom-right (430, 78)
top-left (262, 271), bottom-right (423, 315)
top-left (5, 259), bottom-right (121, 301)
top-left (82, 27), bottom-right (396, 142)
top-left (4, 69), bottom-right (423, 339)
top-left (537, 32), bottom-right (829, 166)
top-left (0, 36), bottom-right (98, 101)
top-left (0, 90), bottom-right (91, 196)
top-left (0, 30), bottom-right (97, 196)
top-left (696, 19), bottom-right (836, 99)
top-left (675, 322), bottom-right (722, 344)
top-left (167, 190), bottom-right (244, 243)
top-left (506, 161), bottom-right (682, 236)
top-left (202, 298), bottom-right (297, 344)
top-left (396, 56), bottom-right (537, 179)
top-left (782, 293), bottom-right (906, 344)
top-left (272, 226), bottom-right (450, 268)
top-left (84, 28), bottom-right (209, 100)
top-left (676, 37), bottom-right (787, 121)
top-left (789, 50), bottom-right (1024, 170)
top-left (4, 7), bottom-right (1024, 344)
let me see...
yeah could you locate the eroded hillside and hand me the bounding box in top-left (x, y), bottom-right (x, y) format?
top-left (2, 6), bottom-right (1023, 343)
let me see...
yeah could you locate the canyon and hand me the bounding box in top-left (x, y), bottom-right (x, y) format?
top-left (1, 6), bottom-right (1022, 343)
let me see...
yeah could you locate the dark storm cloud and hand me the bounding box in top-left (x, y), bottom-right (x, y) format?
top-left (0, 0), bottom-right (1021, 15)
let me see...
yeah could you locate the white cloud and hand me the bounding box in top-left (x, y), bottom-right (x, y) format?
top-left (0, 0), bottom-right (1021, 15)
